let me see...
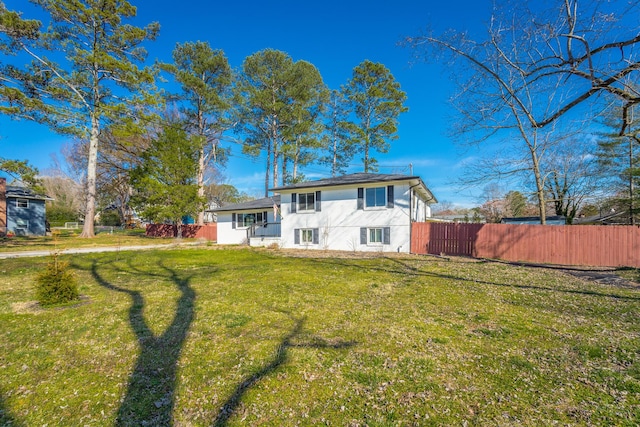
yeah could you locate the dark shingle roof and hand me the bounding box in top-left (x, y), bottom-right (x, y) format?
top-left (270, 173), bottom-right (421, 191)
top-left (6, 185), bottom-right (52, 201)
top-left (270, 172), bottom-right (437, 203)
top-left (211, 195), bottom-right (280, 212)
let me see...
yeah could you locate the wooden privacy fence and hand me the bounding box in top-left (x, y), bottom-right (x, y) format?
top-left (411, 222), bottom-right (640, 268)
top-left (146, 223), bottom-right (217, 241)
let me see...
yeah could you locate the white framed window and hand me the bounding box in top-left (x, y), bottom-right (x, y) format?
top-left (365, 187), bottom-right (386, 208)
top-left (301, 228), bottom-right (314, 244)
top-left (369, 228), bottom-right (383, 244)
top-left (237, 212), bottom-right (265, 228)
top-left (16, 198), bottom-right (29, 208)
top-left (298, 192), bottom-right (315, 211)
top-left (294, 228), bottom-right (318, 245)
top-left (360, 227), bottom-right (391, 245)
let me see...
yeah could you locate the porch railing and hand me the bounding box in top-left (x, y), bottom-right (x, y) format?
top-left (248, 222), bottom-right (281, 238)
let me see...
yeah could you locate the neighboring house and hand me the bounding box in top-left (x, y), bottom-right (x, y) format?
top-left (203, 200), bottom-right (221, 223)
top-left (214, 173), bottom-right (437, 253)
top-left (0, 178), bottom-right (53, 236)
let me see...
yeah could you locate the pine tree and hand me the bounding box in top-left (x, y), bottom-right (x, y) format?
top-left (0, 1), bottom-right (159, 237)
top-left (161, 42), bottom-right (234, 224)
top-left (597, 106), bottom-right (640, 225)
top-left (130, 122), bottom-right (204, 238)
top-left (342, 60), bottom-right (407, 173)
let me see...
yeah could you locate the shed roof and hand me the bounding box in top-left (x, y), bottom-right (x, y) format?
top-left (6, 185), bottom-right (53, 201)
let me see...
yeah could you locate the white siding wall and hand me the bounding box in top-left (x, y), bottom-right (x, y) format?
top-left (216, 212), bottom-right (247, 244)
top-left (281, 183), bottom-right (415, 253)
top-left (216, 210), bottom-right (278, 245)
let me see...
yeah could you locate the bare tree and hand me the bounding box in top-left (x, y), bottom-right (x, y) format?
top-left (406, 0), bottom-right (640, 223)
top-left (545, 141), bottom-right (600, 223)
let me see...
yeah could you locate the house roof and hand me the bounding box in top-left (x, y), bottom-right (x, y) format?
top-left (211, 195), bottom-right (280, 212)
top-left (6, 185), bottom-right (53, 201)
top-left (270, 173), bottom-right (437, 203)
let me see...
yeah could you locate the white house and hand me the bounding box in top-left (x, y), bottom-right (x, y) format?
top-left (214, 173), bottom-right (437, 253)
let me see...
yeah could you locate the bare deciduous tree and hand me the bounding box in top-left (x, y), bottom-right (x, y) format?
top-left (406, 0), bottom-right (640, 223)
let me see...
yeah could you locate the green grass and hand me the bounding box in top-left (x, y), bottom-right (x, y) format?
top-left (0, 248), bottom-right (639, 426)
top-left (0, 228), bottom-right (172, 252)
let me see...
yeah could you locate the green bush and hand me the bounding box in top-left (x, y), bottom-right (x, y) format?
top-left (35, 252), bottom-right (79, 306)
top-left (46, 204), bottom-right (78, 224)
top-left (99, 210), bottom-right (122, 226)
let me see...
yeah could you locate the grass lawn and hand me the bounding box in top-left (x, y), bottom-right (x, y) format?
top-left (0, 247), bottom-right (638, 426)
top-left (0, 228), bottom-right (174, 253)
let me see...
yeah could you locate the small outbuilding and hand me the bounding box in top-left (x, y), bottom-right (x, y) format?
top-left (0, 178), bottom-right (53, 236)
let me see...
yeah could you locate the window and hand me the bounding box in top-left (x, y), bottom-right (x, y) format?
top-left (359, 186), bottom-right (394, 209)
top-left (15, 218), bottom-right (28, 235)
top-left (237, 212), bottom-right (265, 228)
top-left (301, 229), bottom-right (314, 243)
top-left (360, 227), bottom-right (391, 245)
top-left (291, 191), bottom-right (321, 213)
top-left (294, 228), bottom-right (319, 244)
top-left (369, 228), bottom-right (383, 243)
top-left (366, 187), bottom-right (385, 207)
top-left (16, 199), bottom-right (29, 208)
top-left (298, 192), bottom-right (315, 211)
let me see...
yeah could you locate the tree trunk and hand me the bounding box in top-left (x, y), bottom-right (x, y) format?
top-left (197, 144), bottom-right (205, 225)
top-left (176, 218), bottom-right (183, 239)
top-left (293, 149), bottom-right (299, 181)
top-left (264, 137), bottom-right (271, 197)
top-left (532, 152), bottom-right (547, 225)
top-left (629, 136), bottom-right (635, 225)
top-left (272, 119), bottom-right (279, 189)
top-left (80, 113), bottom-right (99, 238)
top-left (282, 156), bottom-right (289, 185)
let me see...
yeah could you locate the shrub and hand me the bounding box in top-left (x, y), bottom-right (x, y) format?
top-left (46, 204), bottom-right (78, 224)
top-left (35, 252), bottom-right (79, 306)
top-left (99, 210), bottom-right (122, 226)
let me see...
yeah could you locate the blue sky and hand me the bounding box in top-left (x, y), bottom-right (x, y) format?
top-left (0, 0), bottom-right (494, 206)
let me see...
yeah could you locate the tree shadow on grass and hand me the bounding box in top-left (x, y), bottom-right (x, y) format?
top-left (212, 314), bottom-right (356, 426)
top-left (385, 256), bottom-right (640, 301)
top-left (90, 258), bottom-right (200, 426)
top-left (0, 393), bottom-right (22, 427)
top-left (308, 256), bottom-right (640, 301)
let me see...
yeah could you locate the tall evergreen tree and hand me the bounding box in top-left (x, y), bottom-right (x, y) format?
top-left (236, 49), bottom-right (295, 195)
top-left (321, 90), bottom-right (353, 176)
top-left (130, 123), bottom-right (203, 238)
top-left (161, 41), bottom-right (234, 224)
top-left (597, 105), bottom-right (640, 225)
top-left (236, 50), bottom-right (327, 193)
top-left (342, 60), bottom-right (407, 173)
top-left (0, 1), bottom-right (159, 237)
top-left (281, 60), bottom-right (328, 184)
